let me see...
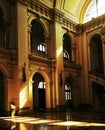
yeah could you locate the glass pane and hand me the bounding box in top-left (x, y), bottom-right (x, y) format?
top-left (38, 82), bottom-right (43, 89)
top-left (84, 0), bottom-right (105, 23)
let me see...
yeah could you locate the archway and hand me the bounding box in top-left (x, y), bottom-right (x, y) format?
top-left (32, 72), bottom-right (46, 111)
top-left (64, 76), bottom-right (75, 108)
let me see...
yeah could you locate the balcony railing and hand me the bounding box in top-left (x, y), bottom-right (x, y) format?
top-left (31, 50), bottom-right (47, 58)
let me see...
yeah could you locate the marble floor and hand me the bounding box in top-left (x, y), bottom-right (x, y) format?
top-left (0, 110), bottom-right (105, 130)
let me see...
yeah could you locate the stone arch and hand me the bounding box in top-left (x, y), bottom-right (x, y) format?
top-left (27, 15), bottom-right (49, 34)
top-left (79, 0), bottom-right (91, 23)
top-left (30, 69), bottom-right (49, 84)
top-left (63, 32), bottom-right (73, 60)
top-left (29, 69), bottom-right (51, 110)
top-left (64, 72), bottom-right (81, 107)
top-left (89, 32), bottom-right (101, 39)
top-left (63, 32), bottom-right (74, 44)
top-left (64, 73), bottom-right (75, 86)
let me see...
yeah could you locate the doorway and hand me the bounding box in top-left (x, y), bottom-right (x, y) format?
top-left (32, 72), bottom-right (46, 111)
top-left (38, 81), bottom-right (46, 110)
top-left (65, 83), bottom-right (72, 108)
top-left (92, 82), bottom-right (105, 108)
top-left (65, 76), bottom-right (75, 108)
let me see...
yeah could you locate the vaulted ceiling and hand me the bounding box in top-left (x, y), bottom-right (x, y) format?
top-left (37, 0), bottom-right (91, 23)
top-left (56, 0), bottom-right (91, 23)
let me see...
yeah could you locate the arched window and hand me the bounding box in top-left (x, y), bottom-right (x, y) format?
top-left (30, 20), bottom-right (46, 55)
top-left (63, 33), bottom-right (72, 61)
top-left (84, 0), bottom-right (105, 22)
top-left (90, 34), bottom-right (103, 73)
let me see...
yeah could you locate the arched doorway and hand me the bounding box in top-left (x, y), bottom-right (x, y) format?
top-left (65, 83), bottom-right (72, 108)
top-left (91, 82), bottom-right (105, 108)
top-left (0, 70), bottom-right (5, 115)
top-left (65, 76), bottom-right (75, 108)
top-left (32, 72), bottom-right (46, 111)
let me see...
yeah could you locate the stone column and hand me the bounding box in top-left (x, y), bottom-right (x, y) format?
top-left (45, 33), bottom-right (50, 58)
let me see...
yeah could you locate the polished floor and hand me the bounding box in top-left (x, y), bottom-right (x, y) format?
top-left (0, 109), bottom-right (105, 130)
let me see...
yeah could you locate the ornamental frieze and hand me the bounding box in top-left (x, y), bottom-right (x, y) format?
top-left (19, 0), bottom-right (77, 33)
top-left (83, 14), bottom-right (105, 32)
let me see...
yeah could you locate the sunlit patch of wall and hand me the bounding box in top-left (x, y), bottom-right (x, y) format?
top-left (19, 85), bottom-right (28, 109)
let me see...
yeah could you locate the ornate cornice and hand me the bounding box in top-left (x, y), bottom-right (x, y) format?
top-left (83, 14), bottom-right (105, 32)
top-left (28, 53), bottom-right (52, 66)
top-left (18, 0), bottom-right (77, 33)
top-left (19, 0), bottom-right (105, 34)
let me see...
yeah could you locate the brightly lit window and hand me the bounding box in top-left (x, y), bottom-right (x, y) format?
top-left (37, 43), bottom-right (46, 53)
top-left (38, 81), bottom-right (46, 89)
top-left (65, 84), bottom-right (72, 100)
top-left (84, 0), bottom-right (105, 22)
top-left (63, 50), bottom-right (70, 59)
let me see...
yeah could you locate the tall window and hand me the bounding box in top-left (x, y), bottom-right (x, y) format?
top-left (63, 33), bottom-right (72, 60)
top-left (90, 34), bottom-right (103, 73)
top-left (84, 0), bottom-right (105, 22)
top-left (30, 20), bottom-right (46, 55)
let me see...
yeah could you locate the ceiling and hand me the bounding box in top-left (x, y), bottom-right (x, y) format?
top-left (38, 0), bottom-right (92, 23)
top-left (55, 0), bottom-right (91, 23)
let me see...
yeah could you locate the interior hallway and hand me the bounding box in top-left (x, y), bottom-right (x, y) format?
top-left (0, 109), bottom-right (105, 130)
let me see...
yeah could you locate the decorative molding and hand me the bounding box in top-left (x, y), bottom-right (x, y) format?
top-left (83, 14), bottom-right (105, 32)
top-left (18, 0), bottom-right (77, 33)
top-left (100, 27), bottom-right (105, 35)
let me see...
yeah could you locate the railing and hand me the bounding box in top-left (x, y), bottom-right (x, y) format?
top-left (31, 50), bottom-right (47, 58)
